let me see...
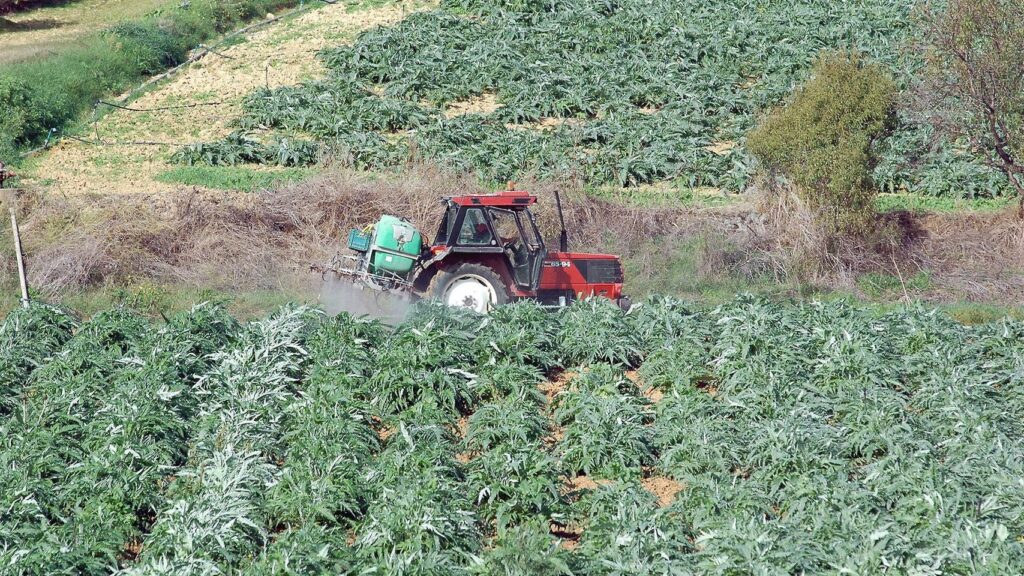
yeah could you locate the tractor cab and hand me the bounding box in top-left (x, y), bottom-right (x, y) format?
top-left (431, 190), bottom-right (547, 291)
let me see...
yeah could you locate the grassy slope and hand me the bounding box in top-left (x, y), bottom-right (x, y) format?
top-left (0, 0), bottom-right (173, 64)
top-left (15, 0), bottom-right (433, 195)
top-left (0, 0), bottom-right (306, 161)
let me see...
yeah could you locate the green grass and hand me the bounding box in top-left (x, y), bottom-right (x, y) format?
top-left (0, 281), bottom-right (310, 320)
top-left (621, 235), bottom-right (1024, 323)
top-left (875, 192), bottom-right (1015, 214)
top-left (623, 236), bottom-right (781, 303)
top-left (156, 165), bottom-right (315, 192)
top-left (1, 0), bottom-right (176, 64)
top-left (588, 182), bottom-right (742, 209)
top-left (587, 188), bottom-right (1017, 213)
top-left (856, 270), bottom-right (932, 298)
top-left (938, 302), bottom-right (1024, 324)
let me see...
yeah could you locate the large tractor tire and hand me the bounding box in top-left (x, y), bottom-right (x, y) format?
top-left (423, 263), bottom-right (510, 313)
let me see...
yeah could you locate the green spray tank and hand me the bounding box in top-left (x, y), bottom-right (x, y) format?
top-left (347, 214), bottom-right (424, 279)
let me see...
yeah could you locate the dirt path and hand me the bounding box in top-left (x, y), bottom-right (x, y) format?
top-left (21, 0), bottom-right (434, 196)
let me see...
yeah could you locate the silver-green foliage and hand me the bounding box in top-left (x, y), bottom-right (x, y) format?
top-left (655, 297), bottom-right (1024, 574)
top-left (463, 393), bottom-right (548, 452)
top-left (471, 516), bottom-right (573, 576)
top-left (557, 299), bottom-right (643, 368)
top-left (177, 0), bottom-right (1010, 196)
top-left (570, 482), bottom-right (692, 574)
top-left (0, 303), bottom-right (76, 413)
top-left (554, 366), bottom-right (654, 479)
top-left (4, 295), bottom-right (1024, 574)
top-left (0, 304), bottom-right (239, 575)
top-left (127, 306), bottom-right (316, 575)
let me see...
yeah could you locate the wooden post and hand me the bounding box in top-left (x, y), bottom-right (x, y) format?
top-left (0, 162), bottom-right (29, 309)
top-left (10, 207), bottom-right (29, 309)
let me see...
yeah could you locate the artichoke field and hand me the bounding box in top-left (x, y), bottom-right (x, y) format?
top-left (174, 0), bottom-right (1011, 198)
top-left (1, 295), bottom-right (1023, 574)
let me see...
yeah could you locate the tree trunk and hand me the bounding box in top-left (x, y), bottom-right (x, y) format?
top-left (1010, 174), bottom-right (1024, 219)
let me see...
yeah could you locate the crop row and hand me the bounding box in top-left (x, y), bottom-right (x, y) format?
top-left (1, 295), bottom-right (1023, 574)
top-left (173, 0), bottom-right (1011, 197)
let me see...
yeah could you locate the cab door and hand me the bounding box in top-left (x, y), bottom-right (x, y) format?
top-left (519, 208), bottom-right (547, 290)
top-left (488, 208), bottom-right (546, 290)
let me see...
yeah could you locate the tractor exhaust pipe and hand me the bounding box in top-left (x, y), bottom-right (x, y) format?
top-left (554, 188), bottom-right (569, 252)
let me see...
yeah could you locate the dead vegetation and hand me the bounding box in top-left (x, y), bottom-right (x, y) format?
top-left (747, 173), bottom-right (1024, 301)
top-left (1, 162), bottom-right (1021, 304)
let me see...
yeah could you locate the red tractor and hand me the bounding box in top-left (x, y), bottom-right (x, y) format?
top-left (321, 188), bottom-right (629, 314)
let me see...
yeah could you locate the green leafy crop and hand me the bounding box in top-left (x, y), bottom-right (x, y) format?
top-left (554, 368), bottom-right (654, 479)
top-left (557, 299), bottom-right (643, 367)
top-left (3, 294), bottom-right (1024, 574)
top-left (464, 393), bottom-right (548, 453)
top-left (173, 0), bottom-right (1012, 197)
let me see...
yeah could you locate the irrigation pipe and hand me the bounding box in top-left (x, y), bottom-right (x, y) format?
top-left (63, 134), bottom-right (190, 148)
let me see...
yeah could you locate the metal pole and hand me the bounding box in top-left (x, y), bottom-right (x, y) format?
top-left (10, 208), bottom-right (29, 309)
top-left (554, 189), bottom-right (569, 252)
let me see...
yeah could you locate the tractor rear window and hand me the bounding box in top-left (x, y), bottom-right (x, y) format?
top-left (434, 203), bottom-right (458, 245)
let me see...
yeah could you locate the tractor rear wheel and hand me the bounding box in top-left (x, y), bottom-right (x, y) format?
top-left (424, 263), bottom-right (509, 313)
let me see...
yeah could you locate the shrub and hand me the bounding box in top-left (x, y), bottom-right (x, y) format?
top-left (920, 0), bottom-right (1024, 213)
top-left (747, 51), bottom-right (897, 234)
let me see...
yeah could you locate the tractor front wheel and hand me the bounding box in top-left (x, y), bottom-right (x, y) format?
top-left (424, 263), bottom-right (509, 313)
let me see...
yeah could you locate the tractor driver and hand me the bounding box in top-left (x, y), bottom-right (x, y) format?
top-left (461, 208), bottom-right (494, 245)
